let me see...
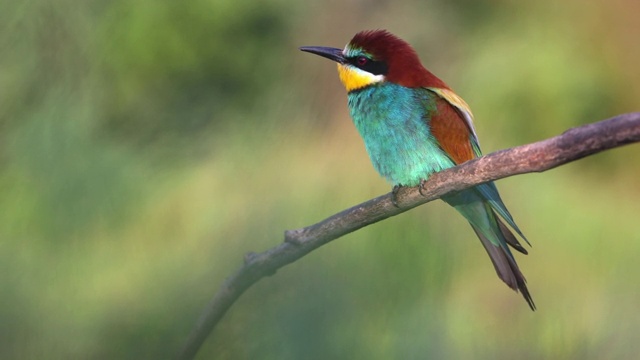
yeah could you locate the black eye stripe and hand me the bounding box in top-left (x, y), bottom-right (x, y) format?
top-left (346, 56), bottom-right (388, 76)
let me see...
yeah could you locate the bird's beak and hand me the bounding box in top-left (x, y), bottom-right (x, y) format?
top-left (299, 46), bottom-right (346, 64)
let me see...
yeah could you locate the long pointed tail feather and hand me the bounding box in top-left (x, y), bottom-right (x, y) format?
top-left (444, 189), bottom-right (535, 310)
top-left (497, 216), bottom-right (528, 255)
top-left (471, 224), bottom-right (536, 310)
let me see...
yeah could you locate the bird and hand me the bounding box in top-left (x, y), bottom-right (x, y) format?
top-left (300, 30), bottom-right (535, 310)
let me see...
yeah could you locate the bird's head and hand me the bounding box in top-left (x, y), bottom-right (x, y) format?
top-left (300, 30), bottom-right (448, 92)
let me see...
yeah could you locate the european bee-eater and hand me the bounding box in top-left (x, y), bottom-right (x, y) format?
top-left (300, 30), bottom-right (535, 310)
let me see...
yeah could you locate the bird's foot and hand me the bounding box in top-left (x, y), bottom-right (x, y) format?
top-left (391, 184), bottom-right (402, 207)
top-left (418, 179), bottom-right (428, 197)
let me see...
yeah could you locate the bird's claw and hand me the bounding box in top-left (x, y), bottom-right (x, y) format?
top-left (418, 179), bottom-right (428, 196)
top-left (391, 184), bottom-right (402, 207)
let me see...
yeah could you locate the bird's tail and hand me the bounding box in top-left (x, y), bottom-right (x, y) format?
top-left (443, 186), bottom-right (535, 310)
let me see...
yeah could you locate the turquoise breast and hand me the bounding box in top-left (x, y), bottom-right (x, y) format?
top-left (347, 84), bottom-right (456, 186)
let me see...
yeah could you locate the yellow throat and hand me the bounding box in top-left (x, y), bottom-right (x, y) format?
top-left (337, 63), bottom-right (385, 92)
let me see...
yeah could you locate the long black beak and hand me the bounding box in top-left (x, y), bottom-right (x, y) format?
top-left (299, 46), bottom-right (345, 63)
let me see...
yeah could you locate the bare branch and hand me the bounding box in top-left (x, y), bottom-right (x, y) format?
top-left (176, 113), bottom-right (640, 360)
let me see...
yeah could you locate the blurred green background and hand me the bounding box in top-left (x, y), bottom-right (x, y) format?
top-left (1, 0), bottom-right (639, 359)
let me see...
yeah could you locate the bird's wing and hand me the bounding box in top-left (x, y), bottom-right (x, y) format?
top-left (425, 87), bottom-right (479, 164)
top-left (427, 87), bottom-right (530, 245)
top-left (427, 87), bottom-right (481, 158)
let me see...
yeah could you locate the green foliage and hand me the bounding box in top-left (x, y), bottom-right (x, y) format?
top-left (96, 0), bottom-right (292, 146)
top-left (1, 0), bottom-right (639, 359)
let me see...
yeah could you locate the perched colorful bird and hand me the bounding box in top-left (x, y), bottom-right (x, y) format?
top-left (300, 30), bottom-right (535, 310)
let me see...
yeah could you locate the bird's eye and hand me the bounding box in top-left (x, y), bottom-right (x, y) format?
top-left (348, 55), bottom-right (388, 76)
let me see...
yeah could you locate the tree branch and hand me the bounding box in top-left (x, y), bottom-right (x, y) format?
top-left (176, 113), bottom-right (640, 360)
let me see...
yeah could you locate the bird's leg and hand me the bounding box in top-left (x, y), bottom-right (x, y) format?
top-left (391, 184), bottom-right (402, 207)
top-left (418, 179), bottom-right (428, 197)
